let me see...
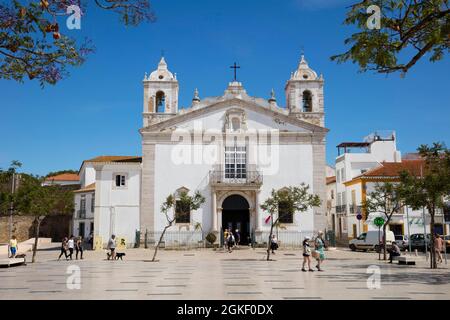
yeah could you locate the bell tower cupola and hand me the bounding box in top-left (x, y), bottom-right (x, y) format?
top-left (285, 54), bottom-right (325, 126)
top-left (143, 57), bottom-right (179, 127)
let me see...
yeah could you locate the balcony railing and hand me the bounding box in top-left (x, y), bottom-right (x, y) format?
top-left (349, 205), bottom-right (363, 214)
top-left (336, 205), bottom-right (347, 214)
top-left (209, 170), bottom-right (263, 186)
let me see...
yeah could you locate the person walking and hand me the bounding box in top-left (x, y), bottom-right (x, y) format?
top-left (435, 234), bottom-right (444, 264)
top-left (226, 232), bottom-right (235, 253)
top-left (107, 234), bottom-right (116, 260)
top-left (223, 229), bottom-right (229, 250)
top-left (270, 235), bottom-right (278, 254)
top-left (67, 235), bottom-right (75, 260)
top-left (302, 236), bottom-right (314, 272)
top-left (75, 236), bottom-right (84, 260)
top-left (58, 237), bottom-right (69, 261)
top-left (88, 233), bottom-right (94, 250)
top-left (314, 231), bottom-right (326, 271)
top-left (389, 241), bottom-right (401, 263)
top-left (9, 235), bottom-right (18, 258)
top-left (235, 229), bottom-right (241, 247)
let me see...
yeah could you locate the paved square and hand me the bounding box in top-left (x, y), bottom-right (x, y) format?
top-left (0, 248), bottom-right (449, 300)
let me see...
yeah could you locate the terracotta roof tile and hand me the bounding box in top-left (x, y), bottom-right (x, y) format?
top-left (360, 160), bottom-right (424, 178)
top-left (326, 176), bottom-right (336, 184)
top-left (45, 173), bottom-right (79, 181)
top-left (73, 183), bottom-right (95, 193)
top-left (85, 156), bottom-right (142, 163)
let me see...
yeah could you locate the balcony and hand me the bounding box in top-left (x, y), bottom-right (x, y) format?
top-left (336, 205), bottom-right (347, 214)
top-left (349, 205), bottom-right (363, 214)
top-left (209, 170), bottom-right (263, 186)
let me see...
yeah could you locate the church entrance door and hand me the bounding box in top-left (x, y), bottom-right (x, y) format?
top-left (222, 195), bottom-right (250, 245)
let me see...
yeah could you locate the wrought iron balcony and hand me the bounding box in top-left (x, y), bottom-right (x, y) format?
top-left (209, 170), bottom-right (263, 186)
top-left (336, 205), bottom-right (347, 214)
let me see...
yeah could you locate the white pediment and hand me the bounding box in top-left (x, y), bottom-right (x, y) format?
top-left (142, 98), bottom-right (327, 134)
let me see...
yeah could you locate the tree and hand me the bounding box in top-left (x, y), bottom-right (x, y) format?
top-left (151, 190), bottom-right (205, 262)
top-left (260, 185), bottom-right (321, 261)
top-left (331, 0), bottom-right (450, 75)
top-left (0, 165), bottom-right (74, 262)
top-left (399, 143), bottom-right (450, 269)
top-left (362, 182), bottom-right (407, 260)
top-left (14, 174), bottom-right (74, 262)
top-left (1, 0), bottom-right (155, 87)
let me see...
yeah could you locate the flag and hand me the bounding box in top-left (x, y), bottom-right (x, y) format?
top-left (265, 215), bottom-right (271, 224)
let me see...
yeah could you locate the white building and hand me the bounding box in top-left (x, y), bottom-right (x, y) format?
top-left (333, 132), bottom-right (447, 240)
top-left (74, 55), bottom-right (329, 247)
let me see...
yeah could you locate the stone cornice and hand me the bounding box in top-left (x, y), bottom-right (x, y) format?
top-left (140, 97), bottom-right (328, 135)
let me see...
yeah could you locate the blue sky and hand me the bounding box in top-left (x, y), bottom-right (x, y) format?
top-left (0, 0), bottom-right (448, 175)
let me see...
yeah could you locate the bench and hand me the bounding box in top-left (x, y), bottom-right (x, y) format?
top-left (0, 257), bottom-right (26, 268)
top-left (392, 256), bottom-right (416, 265)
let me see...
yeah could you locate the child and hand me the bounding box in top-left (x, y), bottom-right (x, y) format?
top-left (302, 236), bottom-right (314, 272)
top-left (9, 235), bottom-right (18, 258)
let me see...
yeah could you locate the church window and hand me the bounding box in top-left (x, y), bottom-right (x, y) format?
top-left (114, 174), bottom-right (126, 187)
top-left (175, 200), bottom-right (190, 223)
top-left (302, 90), bottom-right (312, 112)
top-left (225, 145), bottom-right (247, 179)
top-left (278, 200), bottom-right (293, 224)
top-left (156, 91), bottom-right (165, 113)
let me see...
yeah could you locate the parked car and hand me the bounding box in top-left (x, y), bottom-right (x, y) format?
top-left (349, 230), bottom-right (395, 252)
top-left (394, 235), bottom-right (409, 251)
top-left (409, 233), bottom-right (431, 251)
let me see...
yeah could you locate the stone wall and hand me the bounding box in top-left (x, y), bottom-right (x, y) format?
top-left (0, 215), bottom-right (72, 243)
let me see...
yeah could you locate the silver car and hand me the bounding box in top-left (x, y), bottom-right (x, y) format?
top-left (393, 235), bottom-right (409, 251)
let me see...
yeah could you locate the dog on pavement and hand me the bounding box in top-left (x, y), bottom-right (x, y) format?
top-left (106, 252), bottom-right (126, 260)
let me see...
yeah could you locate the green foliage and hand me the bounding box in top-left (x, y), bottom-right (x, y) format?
top-left (0, 162), bottom-right (74, 217)
top-left (260, 184), bottom-right (321, 220)
top-left (160, 190), bottom-right (206, 223)
top-left (260, 184), bottom-right (320, 261)
top-left (362, 182), bottom-right (407, 221)
top-left (331, 0), bottom-right (450, 75)
top-left (400, 143), bottom-right (450, 211)
top-left (1, 0), bottom-right (155, 87)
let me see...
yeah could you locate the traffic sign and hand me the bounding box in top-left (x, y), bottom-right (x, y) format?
top-left (374, 217), bottom-right (385, 227)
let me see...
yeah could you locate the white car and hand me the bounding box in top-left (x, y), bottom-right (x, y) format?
top-left (349, 230), bottom-right (395, 252)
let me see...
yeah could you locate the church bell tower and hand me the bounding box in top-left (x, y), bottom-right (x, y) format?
top-left (285, 55), bottom-right (324, 127)
top-left (142, 57), bottom-right (179, 127)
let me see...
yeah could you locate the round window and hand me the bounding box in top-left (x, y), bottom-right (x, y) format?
top-left (159, 75), bottom-right (164, 79)
top-left (303, 74), bottom-right (308, 79)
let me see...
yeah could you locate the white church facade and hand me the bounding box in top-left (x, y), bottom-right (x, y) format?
top-left (73, 55), bottom-right (328, 247)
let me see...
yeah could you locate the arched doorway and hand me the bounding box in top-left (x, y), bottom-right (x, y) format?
top-left (222, 195), bottom-right (250, 245)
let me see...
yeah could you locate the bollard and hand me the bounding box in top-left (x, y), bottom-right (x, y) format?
top-left (414, 249), bottom-right (418, 256)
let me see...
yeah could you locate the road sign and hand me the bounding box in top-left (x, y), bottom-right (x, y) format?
top-left (356, 213), bottom-right (363, 220)
top-left (374, 217), bottom-right (385, 227)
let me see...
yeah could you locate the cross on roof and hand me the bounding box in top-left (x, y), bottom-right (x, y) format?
top-left (230, 62), bottom-right (240, 81)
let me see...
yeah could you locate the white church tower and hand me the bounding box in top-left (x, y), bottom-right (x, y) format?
top-left (142, 57), bottom-right (179, 127)
top-left (285, 55), bottom-right (325, 127)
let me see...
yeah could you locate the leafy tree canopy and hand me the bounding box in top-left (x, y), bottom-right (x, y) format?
top-left (332, 0), bottom-right (449, 75)
top-left (0, 0), bottom-right (155, 87)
